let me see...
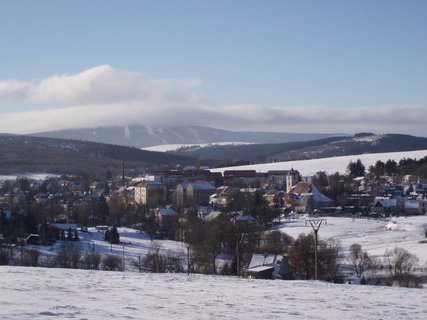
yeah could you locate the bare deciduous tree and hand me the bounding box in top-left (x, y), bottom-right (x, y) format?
top-left (349, 243), bottom-right (375, 278)
top-left (384, 247), bottom-right (420, 287)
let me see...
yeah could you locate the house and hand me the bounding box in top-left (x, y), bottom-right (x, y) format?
top-left (404, 200), bottom-right (420, 215)
top-left (188, 180), bottom-right (216, 206)
top-left (197, 206), bottom-right (213, 219)
top-left (158, 169), bottom-right (222, 186)
top-left (155, 207), bottom-right (178, 224)
top-left (210, 187), bottom-right (242, 211)
top-left (50, 223), bottom-right (79, 241)
top-left (262, 190), bottom-right (284, 208)
top-left (134, 180), bottom-right (166, 207)
top-left (404, 198), bottom-right (427, 215)
top-left (175, 181), bottom-right (191, 208)
top-left (245, 265), bottom-right (275, 279)
top-left (203, 210), bottom-right (224, 221)
top-left (412, 183), bottom-right (427, 196)
top-left (345, 193), bottom-right (374, 213)
top-left (155, 207), bottom-right (179, 239)
top-left (223, 170), bottom-right (259, 186)
top-left (241, 188), bottom-right (264, 209)
top-left (285, 182), bottom-right (334, 213)
top-left (267, 170), bottom-right (289, 189)
top-left (230, 212), bottom-right (257, 225)
top-left (176, 180), bottom-right (216, 208)
top-left (245, 254), bottom-right (289, 279)
top-left (267, 169), bottom-right (301, 190)
top-left (372, 197), bottom-right (398, 215)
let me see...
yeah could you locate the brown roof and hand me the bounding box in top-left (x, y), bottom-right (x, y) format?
top-left (289, 182), bottom-right (311, 195)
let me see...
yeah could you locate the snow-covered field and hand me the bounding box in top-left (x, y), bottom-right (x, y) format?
top-left (0, 173), bottom-right (59, 182)
top-left (29, 227), bottom-right (187, 272)
top-left (211, 150), bottom-right (427, 176)
top-left (279, 216), bottom-right (427, 265)
top-left (17, 215), bottom-right (427, 275)
top-left (1, 266), bottom-right (427, 320)
top-left (2, 215), bottom-right (427, 319)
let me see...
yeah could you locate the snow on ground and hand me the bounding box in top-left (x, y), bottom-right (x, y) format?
top-left (278, 215), bottom-right (427, 266)
top-left (0, 173), bottom-right (59, 181)
top-left (1, 266), bottom-right (427, 320)
top-left (20, 215), bottom-right (427, 272)
top-left (29, 227), bottom-right (187, 272)
top-left (211, 150), bottom-right (427, 176)
top-left (2, 216), bottom-right (427, 319)
top-left (142, 142), bottom-right (253, 152)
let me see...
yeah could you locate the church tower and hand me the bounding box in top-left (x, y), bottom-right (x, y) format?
top-left (286, 168), bottom-right (300, 192)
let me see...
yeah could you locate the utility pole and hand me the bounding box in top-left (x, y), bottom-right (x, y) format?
top-left (186, 243), bottom-right (191, 276)
top-left (156, 248), bottom-right (160, 273)
top-left (122, 160), bottom-right (125, 187)
top-left (305, 218), bottom-right (327, 280)
top-left (122, 245), bottom-right (125, 271)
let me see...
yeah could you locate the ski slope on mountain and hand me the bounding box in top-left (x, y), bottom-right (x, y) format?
top-left (211, 150), bottom-right (427, 176)
top-left (142, 142), bottom-right (252, 152)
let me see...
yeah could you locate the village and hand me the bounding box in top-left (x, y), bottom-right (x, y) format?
top-left (1, 156), bottom-right (427, 286)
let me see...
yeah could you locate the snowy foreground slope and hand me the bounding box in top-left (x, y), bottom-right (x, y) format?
top-left (1, 266), bottom-right (427, 320)
top-left (211, 150), bottom-right (427, 176)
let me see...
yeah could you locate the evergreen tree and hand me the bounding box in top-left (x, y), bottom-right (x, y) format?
top-left (109, 227), bottom-right (120, 244)
top-left (385, 159), bottom-right (398, 176)
top-left (347, 159), bottom-right (365, 178)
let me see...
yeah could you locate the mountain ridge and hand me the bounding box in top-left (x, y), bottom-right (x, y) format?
top-left (30, 125), bottom-right (340, 148)
top-left (0, 135), bottom-right (195, 176)
top-left (170, 133), bottom-right (427, 163)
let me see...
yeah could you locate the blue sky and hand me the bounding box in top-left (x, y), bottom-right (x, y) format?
top-left (0, 0), bottom-right (426, 136)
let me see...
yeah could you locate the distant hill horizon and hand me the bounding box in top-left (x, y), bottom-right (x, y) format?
top-left (30, 125), bottom-right (341, 148)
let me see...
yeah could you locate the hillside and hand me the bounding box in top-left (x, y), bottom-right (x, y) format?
top-left (1, 266), bottom-right (426, 320)
top-left (2, 215), bottom-right (427, 319)
top-left (31, 125), bottom-right (337, 148)
top-left (173, 133), bottom-right (427, 163)
top-left (211, 149), bottom-right (427, 176)
top-left (0, 135), bottom-right (194, 176)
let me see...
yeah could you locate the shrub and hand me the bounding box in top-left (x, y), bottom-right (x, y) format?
top-left (82, 252), bottom-right (101, 270)
top-left (54, 244), bottom-right (81, 269)
top-left (21, 248), bottom-right (40, 267)
top-left (142, 251), bottom-right (165, 273)
top-left (102, 254), bottom-right (123, 271)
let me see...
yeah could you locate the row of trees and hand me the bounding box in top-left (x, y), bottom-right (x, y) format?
top-left (347, 156), bottom-right (427, 179)
top-left (348, 243), bottom-right (423, 288)
top-left (0, 243), bottom-right (123, 271)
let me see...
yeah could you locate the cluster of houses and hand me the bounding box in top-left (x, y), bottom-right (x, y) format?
top-left (1, 168), bottom-right (427, 235)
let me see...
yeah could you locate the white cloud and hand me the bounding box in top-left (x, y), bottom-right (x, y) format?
top-left (0, 65), bottom-right (425, 136)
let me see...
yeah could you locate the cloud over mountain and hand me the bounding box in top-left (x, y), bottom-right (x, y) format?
top-left (0, 65), bottom-right (425, 136)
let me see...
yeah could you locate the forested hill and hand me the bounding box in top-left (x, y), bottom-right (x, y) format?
top-left (171, 133), bottom-right (427, 164)
top-left (0, 135), bottom-right (195, 176)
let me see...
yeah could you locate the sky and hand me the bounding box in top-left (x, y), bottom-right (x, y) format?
top-left (0, 0), bottom-right (426, 136)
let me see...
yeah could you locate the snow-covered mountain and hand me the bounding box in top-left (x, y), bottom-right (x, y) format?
top-left (31, 125), bottom-right (337, 148)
